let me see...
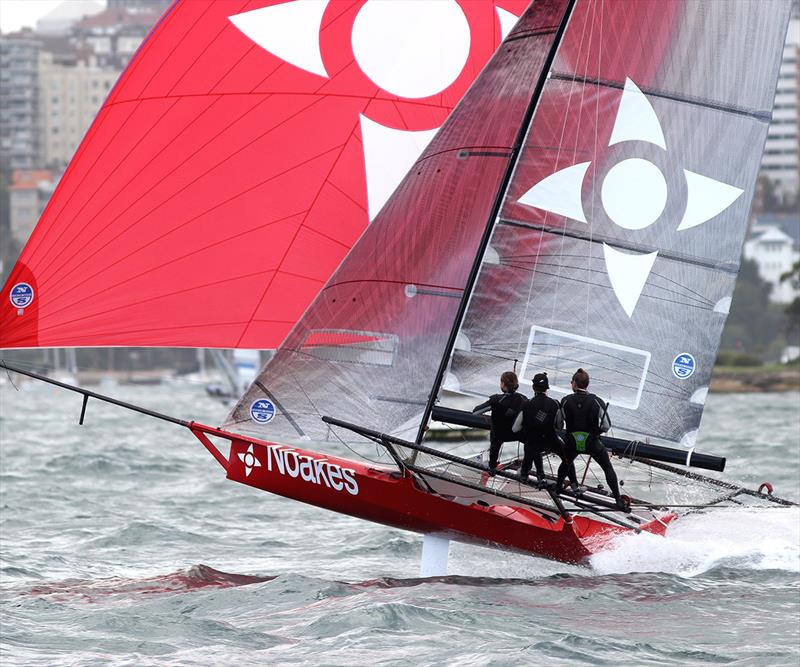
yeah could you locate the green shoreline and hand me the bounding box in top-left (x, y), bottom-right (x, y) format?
top-left (710, 366), bottom-right (800, 393)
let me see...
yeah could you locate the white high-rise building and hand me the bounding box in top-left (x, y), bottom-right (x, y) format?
top-left (0, 33), bottom-right (41, 169)
top-left (761, 12), bottom-right (799, 200)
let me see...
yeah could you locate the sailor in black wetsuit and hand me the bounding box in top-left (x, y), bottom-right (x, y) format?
top-left (515, 372), bottom-right (577, 489)
top-left (556, 368), bottom-right (626, 510)
top-left (472, 371), bottom-right (527, 474)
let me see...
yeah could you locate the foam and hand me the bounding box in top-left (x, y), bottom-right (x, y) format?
top-left (590, 507), bottom-right (800, 577)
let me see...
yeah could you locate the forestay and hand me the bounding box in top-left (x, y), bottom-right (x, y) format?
top-left (447, 0), bottom-right (793, 447)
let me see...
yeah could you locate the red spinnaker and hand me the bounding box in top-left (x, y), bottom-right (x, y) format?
top-left (1, 0), bottom-right (527, 350)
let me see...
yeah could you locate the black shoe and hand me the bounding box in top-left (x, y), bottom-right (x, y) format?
top-left (488, 466), bottom-right (497, 477)
top-left (536, 479), bottom-right (550, 490)
top-left (615, 496), bottom-right (631, 513)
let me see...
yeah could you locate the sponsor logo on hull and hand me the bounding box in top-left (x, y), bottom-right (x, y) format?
top-left (239, 442), bottom-right (359, 496)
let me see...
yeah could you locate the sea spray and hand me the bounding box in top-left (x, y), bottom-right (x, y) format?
top-left (590, 507), bottom-right (800, 576)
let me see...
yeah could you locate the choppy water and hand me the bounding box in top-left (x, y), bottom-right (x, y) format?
top-left (1, 381), bottom-right (798, 666)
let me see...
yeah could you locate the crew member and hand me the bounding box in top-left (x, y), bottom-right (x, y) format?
top-left (515, 372), bottom-right (577, 489)
top-left (556, 368), bottom-right (627, 510)
top-left (472, 371), bottom-right (527, 474)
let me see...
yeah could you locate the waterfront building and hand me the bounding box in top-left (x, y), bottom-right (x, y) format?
top-left (39, 50), bottom-right (119, 169)
top-left (72, 5), bottom-right (163, 69)
top-left (8, 169), bottom-right (55, 247)
top-left (760, 12), bottom-right (799, 201)
top-left (0, 33), bottom-right (41, 170)
top-left (744, 221), bottom-right (800, 304)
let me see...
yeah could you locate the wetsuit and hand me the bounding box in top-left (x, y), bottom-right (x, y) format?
top-left (472, 390), bottom-right (527, 469)
top-left (519, 392), bottom-right (576, 484)
top-left (557, 390), bottom-right (621, 502)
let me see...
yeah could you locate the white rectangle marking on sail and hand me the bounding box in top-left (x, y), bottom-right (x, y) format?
top-left (300, 329), bottom-right (399, 367)
top-left (519, 326), bottom-right (651, 410)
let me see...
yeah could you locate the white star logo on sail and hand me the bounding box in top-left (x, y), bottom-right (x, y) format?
top-left (237, 444), bottom-right (262, 477)
top-left (518, 78), bottom-right (744, 317)
top-left (228, 0), bottom-right (519, 221)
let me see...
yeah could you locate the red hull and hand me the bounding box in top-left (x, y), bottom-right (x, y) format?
top-left (192, 423), bottom-right (671, 565)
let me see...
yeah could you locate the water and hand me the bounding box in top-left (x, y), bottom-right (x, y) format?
top-left (1, 383), bottom-right (798, 665)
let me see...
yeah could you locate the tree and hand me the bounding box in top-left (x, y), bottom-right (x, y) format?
top-left (780, 260), bottom-right (800, 344)
top-left (720, 258), bottom-right (787, 356)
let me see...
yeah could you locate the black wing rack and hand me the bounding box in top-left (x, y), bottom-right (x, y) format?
top-left (431, 406), bottom-right (727, 472)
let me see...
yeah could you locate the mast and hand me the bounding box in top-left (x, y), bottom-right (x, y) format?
top-left (415, 0), bottom-right (577, 445)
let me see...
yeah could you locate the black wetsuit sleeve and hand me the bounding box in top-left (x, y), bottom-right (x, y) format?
top-left (596, 397), bottom-right (611, 433)
top-left (472, 397), bottom-right (493, 415)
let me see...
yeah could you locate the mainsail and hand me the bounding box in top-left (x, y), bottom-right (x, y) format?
top-left (226, 0), bottom-right (792, 453)
top-left (448, 0), bottom-right (793, 447)
top-left (0, 0), bottom-right (524, 350)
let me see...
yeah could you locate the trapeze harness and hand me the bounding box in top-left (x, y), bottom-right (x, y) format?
top-left (473, 391), bottom-right (526, 470)
top-left (558, 391), bottom-right (621, 501)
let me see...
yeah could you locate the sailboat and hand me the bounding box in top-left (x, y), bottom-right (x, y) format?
top-left (1, 0), bottom-right (797, 570)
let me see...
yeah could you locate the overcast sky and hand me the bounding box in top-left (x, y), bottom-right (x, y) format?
top-left (0, 0), bottom-right (103, 35)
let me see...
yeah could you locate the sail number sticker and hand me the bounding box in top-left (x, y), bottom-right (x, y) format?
top-left (672, 353), bottom-right (696, 379)
top-left (250, 398), bottom-right (276, 424)
top-left (9, 282), bottom-right (34, 309)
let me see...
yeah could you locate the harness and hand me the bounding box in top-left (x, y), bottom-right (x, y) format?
top-left (562, 392), bottom-right (604, 453)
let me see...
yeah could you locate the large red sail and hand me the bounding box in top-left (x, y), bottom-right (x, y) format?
top-left (1, 0), bottom-right (526, 349)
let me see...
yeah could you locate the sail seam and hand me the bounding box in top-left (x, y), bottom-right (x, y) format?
top-left (549, 73), bottom-right (773, 122)
top-left (500, 219), bottom-right (739, 273)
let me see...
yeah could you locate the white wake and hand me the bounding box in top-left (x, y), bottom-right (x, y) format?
top-left (590, 507), bottom-right (800, 577)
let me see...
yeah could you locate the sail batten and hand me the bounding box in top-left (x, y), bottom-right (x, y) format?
top-left (548, 73), bottom-right (776, 122)
top-left (499, 219), bottom-right (740, 272)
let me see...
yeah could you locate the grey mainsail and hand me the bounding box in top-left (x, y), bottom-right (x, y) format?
top-left (447, 0), bottom-right (793, 447)
top-left (225, 0), bottom-right (792, 454)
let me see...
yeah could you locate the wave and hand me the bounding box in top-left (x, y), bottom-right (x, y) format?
top-left (589, 507), bottom-right (800, 576)
top-left (26, 564), bottom-right (273, 601)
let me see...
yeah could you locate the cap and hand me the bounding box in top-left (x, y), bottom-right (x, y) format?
top-left (532, 372), bottom-right (549, 390)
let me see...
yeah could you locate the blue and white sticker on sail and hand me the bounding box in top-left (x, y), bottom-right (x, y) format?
top-left (9, 282), bottom-right (34, 309)
top-left (672, 353), bottom-right (696, 379)
top-left (250, 398), bottom-right (276, 424)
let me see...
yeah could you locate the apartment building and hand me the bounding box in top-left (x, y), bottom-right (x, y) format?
top-left (761, 13), bottom-right (800, 200)
top-left (0, 33), bottom-right (41, 169)
top-left (39, 50), bottom-right (119, 169)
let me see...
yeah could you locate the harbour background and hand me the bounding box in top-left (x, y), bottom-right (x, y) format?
top-left (1, 382), bottom-right (798, 666)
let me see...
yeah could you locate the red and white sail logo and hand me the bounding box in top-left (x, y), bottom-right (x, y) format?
top-left (229, 0), bottom-right (521, 220)
top-left (518, 78), bottom-right (744, 317)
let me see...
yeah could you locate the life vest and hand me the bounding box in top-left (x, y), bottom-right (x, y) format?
top-left (561, 391), bottom-right (606, 453)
